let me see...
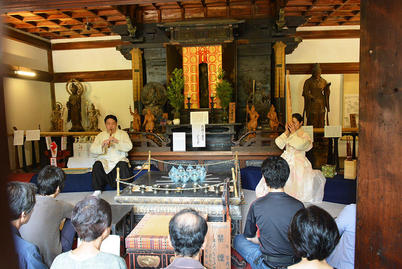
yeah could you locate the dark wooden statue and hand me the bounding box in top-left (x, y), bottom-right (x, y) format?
top-left (66, 79), bottom-right (84, 131)
top-left (302, 63), bottom-right (331, 127)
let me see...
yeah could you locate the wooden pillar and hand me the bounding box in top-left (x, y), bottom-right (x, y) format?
top-left (131, 48), bottom-right (143, 111)
top-left (0, 24), bottom-right (19, 268)
top-left (357, 0), bottom-right (402, 268)
top-left (273, 41), bottom-right (286, 122)
top-left (47, 49), bottom-right (56, 109)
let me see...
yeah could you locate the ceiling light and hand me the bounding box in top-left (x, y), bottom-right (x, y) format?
top-left (14, 70), bottom-right (36, 77)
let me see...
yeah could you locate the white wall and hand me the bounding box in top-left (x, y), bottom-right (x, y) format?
top-left (52, 47), bottom-right (131, 72)
top-left (287, 38), bottom-right (360, 63)
top-left (286, 36), bottom-right (360, 157)
top-left (289, 74), bottom-right (343, 127)
top-left (286, 37), bottom-right (360, 127)
top-left (2, 38), bottom-right (49, 71)
top-left (54, 80), bottom-right (133, 131)
top-left (2, 38), bottom-right (52, 168)
top-left (52, 42), bottom-right (133, 130)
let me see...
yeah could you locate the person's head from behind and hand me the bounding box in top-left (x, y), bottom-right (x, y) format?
top-left (261, 156), bottom-right (290, 189)
top-left (37, 165), bottom-right (65, 196)
top-left (7, 182), bottom-right (37, 225)
top-left (72, 196), bottom-right (112, 243)
top-left (104, 114), bottom-right (118, 134)
top-left (169, 208), bottom-right (208, 257)
top-left (289, 205), bottom-right (340, 261)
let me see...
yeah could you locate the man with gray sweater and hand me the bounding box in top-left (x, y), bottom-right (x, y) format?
top-left (20, 166), bottom-right (75, 267)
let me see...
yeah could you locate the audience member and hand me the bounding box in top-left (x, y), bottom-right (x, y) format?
top-left (326, 204), bottom-right (356, 269)
top-left (7, 182), bottom-right (47, 269)
top-left (288, 206), bottom-right (340, 269)
top-left (234, 156), bottom-right (304, 269)
top-left (50, 196), bottom-right (126, 269)
top-left (20, 166), bottom-right (75, 267)
top-left (90, 114), bottom-right (133, 196)
top-left (165, 208), bottom-right (208, 269)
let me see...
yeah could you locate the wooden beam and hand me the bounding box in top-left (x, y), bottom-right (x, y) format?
top-left (4, 64), bottom-right (53, 82)
top-left (47, 50), bottom-right (56, 109)
top-left (53, 69), bottom-right (132, 82)
top-left (4, 27), bottom-right (51, 50)
top-left (356, 0), bottom-right (401, 268)
top-left (1, 0), bottom-right (199, 13)
top-left (51, 39), bottom-right (129, 50)
top-left (286, 62), bottom-right (359, 74)
top-left (296, 30), bottom-right (360, 39)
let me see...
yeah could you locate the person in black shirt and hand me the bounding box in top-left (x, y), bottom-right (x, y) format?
top-left (234, 156), bottom-right (304, 269)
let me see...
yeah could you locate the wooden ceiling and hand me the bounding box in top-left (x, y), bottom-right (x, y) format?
top-left (1, 0), bottom-right (360, 40)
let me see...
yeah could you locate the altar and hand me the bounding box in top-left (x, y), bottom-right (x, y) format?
top-left (166, 123), bottom-right (242, 151)
top-left (114, 165), bottom-right (243, 236)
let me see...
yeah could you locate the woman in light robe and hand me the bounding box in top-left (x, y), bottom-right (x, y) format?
top-left (256, 113), bottom-right (326, 202)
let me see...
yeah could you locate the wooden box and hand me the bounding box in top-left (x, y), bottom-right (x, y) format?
top-left (344, 159), bottom-right (357, 180)
top-left (126, 213), bottom-right (175, 268)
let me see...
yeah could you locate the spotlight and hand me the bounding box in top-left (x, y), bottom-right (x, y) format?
top-left (14, 70), bottom-right (36, 77)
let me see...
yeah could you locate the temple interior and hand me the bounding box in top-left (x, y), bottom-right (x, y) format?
top-left (0, 0), bottom-right (400, 268)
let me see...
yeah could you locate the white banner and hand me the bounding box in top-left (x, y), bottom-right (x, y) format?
top-left (192, 124), bottom-right (206, 147)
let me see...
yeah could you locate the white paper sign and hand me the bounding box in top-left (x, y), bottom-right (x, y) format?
top-left (302, 126), bottom-right (314, 142)
top-left (45, 136), bottom-right (52, 150)
top-left (173, 132), bottom-right (186, 152)
top-left (192, 124), bottom-right (206, 147)
top-left (61, 136), bottom-right (67, 151)
top-left (13, 130), bottom-right (24, 146)
top-left (25, 130), bottom-right (40, 141)
top-left (50, 157), bottom-right (57, 167)
top-left (190, 111), bottom-right (209, 125)
top-left (324, 125), bottom-right (342, 138)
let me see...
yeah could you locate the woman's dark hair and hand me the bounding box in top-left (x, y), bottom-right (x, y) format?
top-left (169, 208), bottom-right (208, 257)
top-left (71, 196), bottom-right (112, 242)
top-left (104, 114), bottom-right (117, 123)
top-left (261, 156), bottom-right (290, 189)
top-left (292, 113), bottom-right (304, 123)
top-left (289, 205), bottom-right (340, 261)
top-left (7, 182), bottom-right (37, 221)
top-left (37, 165), bottom-right (65, 195)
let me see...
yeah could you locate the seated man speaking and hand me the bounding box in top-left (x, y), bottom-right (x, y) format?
top-left (90, 114), bottom-right (133, 196)
top-left (234, 156), bottom-right (304, 269)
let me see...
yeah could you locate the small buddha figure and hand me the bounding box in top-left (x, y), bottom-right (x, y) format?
top-left (247, 104), bottom-right (259, 132)
top-left (51, 102), bottom-right (64, 131)
top-left (267, 104), bottom-right (279, 131)
top-left (87, 103), bottom-right (100, 131)
top-left (129, 106), bottom-right (141, 132)
top-left (143, 108), bottom-right (155, 133)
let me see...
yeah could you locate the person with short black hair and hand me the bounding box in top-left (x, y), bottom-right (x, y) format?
top-left (164, 209), bottom-right (208, 269)
top-left (7, 182), bottom-right (47, 269)
top-left (90, 114), bottom-right (133, 196)
top-left (255, 113), bottom-right (326, 203)
top-left (234, 156), bottom-right (304, 269)
top-left (51, 196), bottom-right (126, 268)
top-left (20, 165), bottom-right (75, 267)
top-left (288, 205), bottom-right (340, 269)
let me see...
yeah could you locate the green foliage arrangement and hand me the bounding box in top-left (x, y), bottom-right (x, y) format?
top-left (167, 68), bottom-right (184, 118)
top-left (215, 69), bottom-right (233, 110)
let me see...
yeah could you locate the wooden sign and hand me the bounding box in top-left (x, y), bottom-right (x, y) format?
top-left (229, 102), bottom-right (236, 123)
top-left (204, 222), bottom-right (231, 269)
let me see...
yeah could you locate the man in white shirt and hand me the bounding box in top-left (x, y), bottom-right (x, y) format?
top-left (90, 115), bottom-right (133, 196)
